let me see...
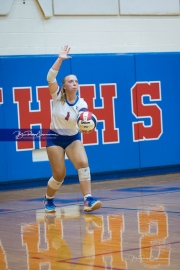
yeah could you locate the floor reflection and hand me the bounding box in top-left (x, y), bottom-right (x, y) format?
top-left (19, 205), bottom-right (169, 269)
top-left (0, 180), bottom-right (180, 269)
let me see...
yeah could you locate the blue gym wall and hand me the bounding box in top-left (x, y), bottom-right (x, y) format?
top-left (0, 53), bottom-right (180, 190)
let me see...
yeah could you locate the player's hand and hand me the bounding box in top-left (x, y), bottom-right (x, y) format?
top-left (59, 45), bottom-right (72, 60)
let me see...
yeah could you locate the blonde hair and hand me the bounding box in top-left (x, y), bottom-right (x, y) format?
top-left (60, 76), bottom-right (67, 103)
top-left (60, 88), bottom-right (66, 103)
top-left (60, 74), bottom-right (77, 103)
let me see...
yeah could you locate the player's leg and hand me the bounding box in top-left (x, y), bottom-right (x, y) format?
top-left (44, 145), bottom-right (66, 212)
top-left (65, 140), bottom-right (102, 212)
top-left (65, 140), bottom-right (90, 195)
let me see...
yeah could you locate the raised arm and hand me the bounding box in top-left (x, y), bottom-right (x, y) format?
top-left (47, 45), bottom-right (72, 95)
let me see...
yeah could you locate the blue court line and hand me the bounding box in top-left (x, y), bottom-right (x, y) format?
top-left (20, 198), bottom-right (82, 203)
top-left (5, 185), bottom-right (180, 204)
top-left (20, 197), bottom-right (108, 203)
top-left (0, 209), bottom-right (13, 212)
top-left (101, 189), bottom-right (180, 203)
top-left (112, 186), bottom-right (180, 193)
top-left (0, 189), bottom-right (180, 215)
top-left (0, 201), bottom-right (180, 216)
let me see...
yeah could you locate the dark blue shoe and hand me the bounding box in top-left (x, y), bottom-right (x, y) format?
top-left (84, 196), bottom-right (102, 212)
top-left (44, 197), bottom-right (56, 213)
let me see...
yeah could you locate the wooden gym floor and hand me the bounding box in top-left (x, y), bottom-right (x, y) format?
top-left (0, 173), bottom-right (180, 270)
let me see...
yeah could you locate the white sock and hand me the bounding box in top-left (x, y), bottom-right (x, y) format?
top-left (45, 194), bottom-right (54, 199)
top-left (84, 194), bottom-right (92, 200)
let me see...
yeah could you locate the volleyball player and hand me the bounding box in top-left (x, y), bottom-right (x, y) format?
top-left (44, 45), bottom-right (102, 213)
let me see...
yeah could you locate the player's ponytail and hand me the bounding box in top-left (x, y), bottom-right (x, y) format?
top-left (60, 88), bottom-right (66, 103)
top-left (60, 76), bottom-right (67, 103)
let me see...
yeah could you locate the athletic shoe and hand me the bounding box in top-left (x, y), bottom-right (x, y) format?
top-left (84, 196), bottom-right (102, 212)
top-left (44, 197), bottom-right (56, 213)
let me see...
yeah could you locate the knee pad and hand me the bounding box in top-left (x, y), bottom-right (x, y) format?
top-left (48, 177), bottom-right (63, 190)
top-left (78, 167), bottom-right (91, 182)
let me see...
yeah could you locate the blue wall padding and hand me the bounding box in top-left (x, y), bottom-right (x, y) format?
top-left (0, 58), bottom-right (8, 182)
top-left (135, 53), bottom-right (180, 168)
top-left (0, 53), bottom-right (179, 184)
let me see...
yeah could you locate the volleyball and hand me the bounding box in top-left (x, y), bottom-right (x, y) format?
top-left (77, 111), bottom-right (97, 132)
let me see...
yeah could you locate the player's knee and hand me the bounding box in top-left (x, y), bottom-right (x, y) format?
top-left (48, 176), bottom-right (64, 190)
top-left (78, 167), bottom-right (91, 182)
top-left (77, 160), bottom-right (88, 169)
top-left (52, 169), bottom-right (66, 181)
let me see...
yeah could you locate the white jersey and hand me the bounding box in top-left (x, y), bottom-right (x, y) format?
top-left (50, 88), bottom-right (88, 135)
